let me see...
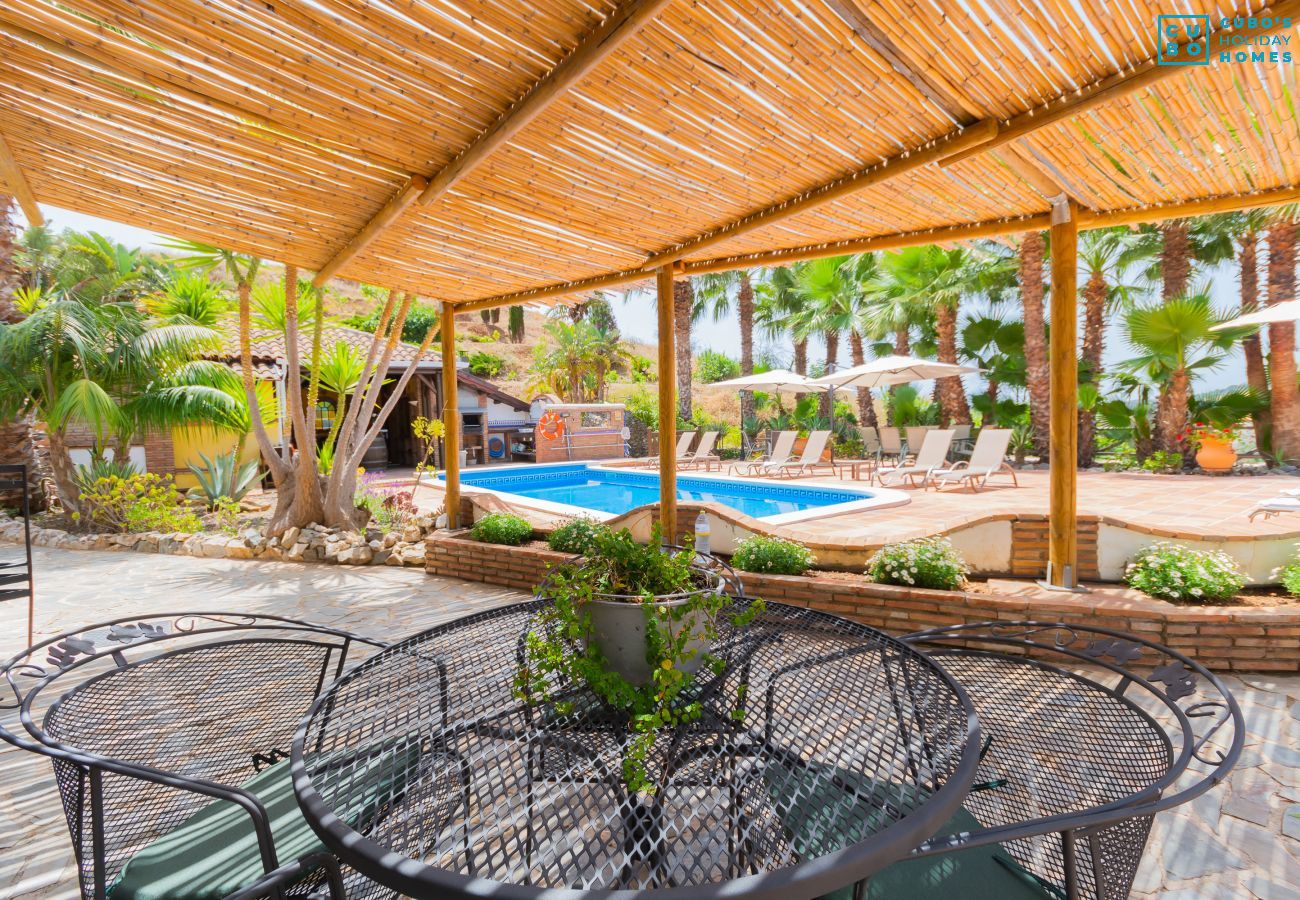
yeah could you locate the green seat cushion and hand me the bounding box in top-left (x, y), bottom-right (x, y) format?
top-left (765, 761), bottom-right (1054, 900)
top-left (111, 740), bottom-right (419, 900)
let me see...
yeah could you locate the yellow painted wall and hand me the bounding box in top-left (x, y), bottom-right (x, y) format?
top-left (171, 398), bottom-right (283, 489)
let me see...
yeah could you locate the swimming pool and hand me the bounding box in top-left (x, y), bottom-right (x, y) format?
top-left (445, 463), bottom-right (904, 524)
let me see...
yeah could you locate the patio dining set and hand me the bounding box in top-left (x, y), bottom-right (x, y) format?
top-left (0, 556), bottom-right (1242, 900)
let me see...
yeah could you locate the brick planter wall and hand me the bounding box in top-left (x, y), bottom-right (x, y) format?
top-left (425, 531), bottom-right (1300, 673)
top-left (1010, 515), bottom-right (1100, 580)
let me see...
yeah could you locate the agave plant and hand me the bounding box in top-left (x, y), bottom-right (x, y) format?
top-left (187, 450), bottom-right (263, 507)
top-left (75, 455), bottom-right (141, 488)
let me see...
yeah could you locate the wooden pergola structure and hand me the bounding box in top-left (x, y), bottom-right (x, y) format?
top-left (3, 0), bottom-right (1299, 587)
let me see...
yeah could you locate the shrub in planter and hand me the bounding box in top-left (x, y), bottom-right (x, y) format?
top-left (731, 536), bottom-right (814, 575)
top-left (1124, 542), bottom-right (1246, 603)
top-left (1282, 563), bottom-right (1300, 598)
top-left (470, 512), bottom-right (532, 546)
top-left (547, 516), bottom-right (609, 555)
top-left (516, 526), bottom-right (763, 793)
top-left (867, 537), bottom-right (968, 590)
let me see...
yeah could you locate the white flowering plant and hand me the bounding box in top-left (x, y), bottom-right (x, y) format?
top-left (1124, 542), bottom-right (1246, 604)
top-left (867, 537), bottom-right (969, 591)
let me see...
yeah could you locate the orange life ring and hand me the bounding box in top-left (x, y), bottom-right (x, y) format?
top-left (537, 410), bottom-right (566, 441)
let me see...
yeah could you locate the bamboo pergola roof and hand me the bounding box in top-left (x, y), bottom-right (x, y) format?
top-left (2, 0), bottom-right (1298, 308)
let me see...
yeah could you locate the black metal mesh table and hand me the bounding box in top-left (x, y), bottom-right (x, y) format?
top-left (292, 600), bottom-right (980, 899)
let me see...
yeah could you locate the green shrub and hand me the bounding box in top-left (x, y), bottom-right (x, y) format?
top-left (346, 303), bottom-right (439, 344)
top-left (1141, 450), bottom-right (1182, 473)
top-left (76, 456), bottom-right (141, 488)
top-left (731, 536), bottom-right (814, 575)
top-left (697, 349), bottom-right (740, 383)
top-left (624, 388), bottom-right (659, 431)
top-left (188, 450), bottom-right (262, 507)
top-left (468, 351), bottom-right (505, 378)
top-left (76, 473), bottom-right (203, 534)
top-left (1282, 563), bottom-right (1300, 597)
top-left (547, 516), bottom-right (609, 554)
top-left (1124, 542), bottom-right (1246, 603)
top-left (471, 512), bottom-right (532, 546)
top-left (867, 537), bottom-right (968, 590)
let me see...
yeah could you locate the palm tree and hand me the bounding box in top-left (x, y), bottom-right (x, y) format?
top-left (693, 268), bottom-right (759, 425)
top-left (1018, 231), bottom-right (1050, 455)
top-left (1267, 215), bottom-right (1300, 461)
top-left (960, 314), bottom-right (1026, 424)
top-left (754, 266), bottom-right (805, 375)
top-left (145, 272), bottom-right (230, 326)
top-left (1077, 227), bottom-right (1142, 465)
top-left (791, 256), bottom-right (859, 419)
top-left (1124, 294), bottom-right (1239, 455)
top-left (1235, 209), bottom-right (1274, 445)
top-left (673, 277), bottom-right (695, 420)
top-left (309, 341), bottom-right (371, 469)
top-left (0, 196), bottom-right (39, 508)
top-left (0, 281), bottom-right (243, 513)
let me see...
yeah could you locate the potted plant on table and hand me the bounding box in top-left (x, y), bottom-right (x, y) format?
top-left (1182, 421), bottom-right (1240, 473)
top-left (515, 526), bottom-right (763, 793)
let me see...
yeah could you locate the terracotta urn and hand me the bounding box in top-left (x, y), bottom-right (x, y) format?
top-left (1195, 435), bottom-right (1237, 473)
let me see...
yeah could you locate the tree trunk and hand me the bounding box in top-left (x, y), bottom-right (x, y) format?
top-left (673, 278), bottom-right (694, 421)
top-left (1019, 232), bottom-right (1050, 456)
top-left (887, 327), bottom-right (910, 423)
top-left (820, 330), bottom-right (839, 419)
top-left (1268, 222), bottom-right (1300, 462)
top-left (46, 429), bottom-right (83, 517)
top-left (934, 303), bottom-right (971, 425)
top-left (792, 336), bottom-right (808, 406)
top-left (849, 330), bottom-right (878, 429)
top-left (1078, 269), bottom-right (1107, 467)
top-left (1239, 232), bottom-right (1271, 448)
top-left (1161, 220), bottom-right (1191, 301)
top-left (738, 272), bottom-right (755, 426)
top-left (1156, 367), bottom-right (1190, 459)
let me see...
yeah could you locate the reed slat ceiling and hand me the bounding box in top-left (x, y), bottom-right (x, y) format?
top-left (0, 0), bottom-right (1296, 304)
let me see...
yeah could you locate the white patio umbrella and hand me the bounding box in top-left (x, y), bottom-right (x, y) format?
top-left (1210, 298), bottom-right (1300, 331)
top-left (809, 355), bottom-right (981, 389)
top-left (705, 369), bottom-right (848, 392)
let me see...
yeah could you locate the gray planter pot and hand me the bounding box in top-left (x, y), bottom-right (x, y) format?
top-left (585, 591), bottom-right (715, 685)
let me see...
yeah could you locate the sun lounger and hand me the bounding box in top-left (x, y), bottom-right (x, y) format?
top-left (878, 429), bottom-right (955, 487)
top-left (767, 430), bottom-right (833, 478)
top-left (878, 427), bottom-right (904, 464)
top-left (1248, 497), bottom-right (1300, 520)
top-left (931, 428), bottom-right (1018, 491)
top-left (679, 430), bottom-right (721, 471)
top-left (902, 425), bottom-right (931, 460)
top-left (735, 431), bottom-right (796, 475)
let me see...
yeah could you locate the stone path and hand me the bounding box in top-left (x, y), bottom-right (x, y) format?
top-left (0, 548), bottom-right (1296, 898)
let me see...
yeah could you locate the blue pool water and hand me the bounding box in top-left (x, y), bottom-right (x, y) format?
top-left (446, 463), bottom-right (873, 520)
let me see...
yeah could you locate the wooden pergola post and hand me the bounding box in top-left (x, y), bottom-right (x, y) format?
top-left (1045, 199), bottom-right (1081, 590)
top-left (656, 265), bottom-right (678, 540)
top-left (440, 302), bottom-right (460, 529)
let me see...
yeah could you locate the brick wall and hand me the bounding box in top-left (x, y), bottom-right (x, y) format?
top-left (425, 530), bottom-right (1300, 673)
top-left (61, 424), bottom-right (179, 475)
top-left (1010, 515), bottom-right (1099, 580)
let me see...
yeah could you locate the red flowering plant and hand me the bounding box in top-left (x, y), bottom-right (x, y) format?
top-left (1179, 421), bottom-right (1240, 451)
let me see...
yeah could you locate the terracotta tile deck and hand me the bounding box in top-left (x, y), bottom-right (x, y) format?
top-left (781, 470), bottom-right (1300, 544)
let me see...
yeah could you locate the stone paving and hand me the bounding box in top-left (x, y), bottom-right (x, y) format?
top-left (0, 547), bottom-right (1296, 898)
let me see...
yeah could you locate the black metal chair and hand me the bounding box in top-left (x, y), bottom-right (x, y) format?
top-left (873, 620), bottom-right (1245, 900)
top-left (0, 613), bottom-right (389, 900)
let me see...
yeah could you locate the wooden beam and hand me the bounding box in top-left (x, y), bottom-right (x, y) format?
top-left (0, 130), bottom-right (42, 226)
top-left (1046, 199), bottom-right (1079, 590)
top-left (313, 175), bottom-right (427, 286)
top-left (940, 1), bottom-right (1300, 169)
top-left (683, 213), bottom-right (1055, 273)
top-left (440, 302), bottom-right (460, 529)
top-left (1084, 186), bottom-right (1300, 229)
top-left (822, 0), bottom-right (977, 124)
top-left (643, 119), bottom-right (999, 268)
top-left (454, 267), bottom-right (654, 313)
top-left (417, 0), bottom-right (674, 207)
top-left (656, 265), bottom-right (677, 541)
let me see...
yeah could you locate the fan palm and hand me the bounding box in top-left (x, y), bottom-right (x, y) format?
top-left (1017, 231), bottom-right (1050, 454)
top-left (693, 268), bottom-right (759, 424)
top-left (1123, 293), bottom-right (1242, 454)
top-left (791, 256), bottom-right (860, 418)
top-left (1266, 214), bottom-right (1300, 462)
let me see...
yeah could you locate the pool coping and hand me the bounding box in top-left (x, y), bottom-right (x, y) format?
top-left (442, 460), bottom-right (911, 525)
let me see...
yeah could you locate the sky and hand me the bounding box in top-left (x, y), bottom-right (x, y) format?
top-left (20, 204), bottom-right (1254, 393)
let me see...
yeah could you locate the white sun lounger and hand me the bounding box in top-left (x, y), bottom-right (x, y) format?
top-left (679, 430), bottom-right (721, 471)
top-left (879, 429), bottom-right (955, 487)
top-left (1248, 497), bottom-right (1300, 520)
top-left (767, 430), bottom-right (833, 478)
top-left (736, 431), bottom-right (796, 475)
top-left (931, 428), bottom-right (1018, 492)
